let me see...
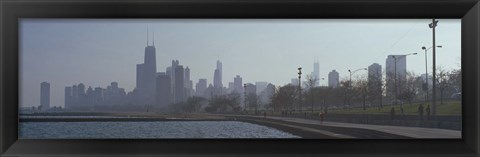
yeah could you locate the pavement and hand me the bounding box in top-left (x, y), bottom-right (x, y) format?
top-left (231, 114), bottom-right (461, 139)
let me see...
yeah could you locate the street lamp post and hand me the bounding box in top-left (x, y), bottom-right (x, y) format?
top-left (391, 53), bottom-right (417, 108)
top-left (429, 19), bottom-right (439, 116)
top-left (298, 67), bottom-right (302, 112)
top-left (421, 45), bottom-right (442, 105)
top-left (347, 68), bottom-right (367, 109)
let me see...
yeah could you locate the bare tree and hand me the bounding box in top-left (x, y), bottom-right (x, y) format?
top-left (353, 75), bottom-right (368, 110)
top-left (399, 71), bottom-right (419, 105)
top-left (436, 67), bottom-right (450, 105)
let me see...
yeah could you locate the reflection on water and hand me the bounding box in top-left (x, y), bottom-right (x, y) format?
top-left (19, 121), bottom-right (300, 139)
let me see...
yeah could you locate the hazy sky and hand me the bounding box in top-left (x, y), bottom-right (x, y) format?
top-left (20, 19), bottom-right (461, 107)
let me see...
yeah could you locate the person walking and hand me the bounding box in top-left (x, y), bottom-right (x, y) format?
top-left (320, 112), bottom-right (325, 124)
top-left (390, 107), bottom-right (395, 120)
top-left (418, 104), bottom-right (424, 120)
top-left (425, 104), bottom-right (431, 120)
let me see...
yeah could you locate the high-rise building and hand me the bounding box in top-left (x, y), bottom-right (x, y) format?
top-left (196, 79), bottom-right (207, 97)
top-left (64, 86), bottom-right (72, 109)
top-left (228, 82), bottom-right (234, 93)
top-left (233, 75), bottom-right (243, 94)
top-left (255, 82), bottom-right (268, 95)
top-left (291, 78), bottom-right (299, 86)
top-left (156, 73), bottom-right (172, 108)
top-left (174, 65), bottom-right (185, 103)
top-left (169, 60), bottom-right (180, 103)
top-left (214, 69), bottom-right (221, 88)
top-left (93, 87), bottom-right (103, 106)
top-left (368, 63), bottom-right (382, 106)
top-left (245, 83), bottom-right (256, 95)
top-left (313, 60), bottom-right (320, 87)
top-left (184, 67), bottom-right (192, 98)
top-left (77, 83), bottom-right (86, 105)
top-left (213, 60), bottom-right (223, 88)
top-left (386, 55), bottom-right (407, 100)
top-left (259, 83), bottom-right (275, 108)
top-left (72, 85), bottom-right (78, 106)
top-left (135, 30), bottom-right (157, 105)
top-left (40, 82), bottom-right (50, 110)
top-left (328, 70), bottom-right (339, 88)
top-left (368, 63), bottom-right (382, 83)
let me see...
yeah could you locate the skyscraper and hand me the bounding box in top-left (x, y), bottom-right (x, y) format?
top-left (386, 55), bottom-right (407, 100)
top-left (196, 79), bottom-right (207, 97)
top-left (368, 63), bottom-right (382, 106)
top-left (77, 83), bottom-right (86, 105)
top-left (174, 65), bottom-right (185, 103)
top-left (368, 63), bottom-right (382, 83)
top-left (313, 60), bottom-right (320, 87)
top-left (328, 70), bottom-right (339, 88)
top-left (255, 81), bottom-right (268, 95)
top-left (184, 67), bottom-right (192, 98)
top-left (72, 85), bottom-right (78, 106)
top-left (233, 75), bottom-right (243, 94)
top-left (156, 73), bottom-right (171, 108)
top-left (136, 30), bottom-right (157, 105)
top-left (169, 60), bottom-right (180, 103)
top-left (64, 86), bottom-right (72, 109)
top-left (40, 82), bottom-right (50, 110)
top-left (245, 83), bottom-right (256, 95)
top-left (213, 60), bottom-right (223, 88)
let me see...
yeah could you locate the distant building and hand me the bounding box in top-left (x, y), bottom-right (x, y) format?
top-left (245, 83), bottom-right (256, 95)
top-left (77, 83), bottom-right (86, 105)
top-left (386, 55), bottom-right (407, 100)
top-left (156, 73), bottom-right (172, 108)
top-left (40, 82), bottom-right (50, 110)
top-left (368, 63), bottom-right (382, 106)
top-left (64, 86), bottom-right (72, 109)
top-left (328, 70), bottom-right (339, 88)
top-left (228, 82), bottom-right (234, 93)
top-left (259, 83), bottom-right (275, 109)
top-left (213, 60), bottom-right (223, 88)
top-left (233, 75), bottom-right (243, 94)
top-left (313, 60), bottom-right (320, 87)
top-left (72, 85), bottom-right (78, 106)
top-left (136, 31), bottom-right (157, 105)
top-left (255, 82), bottom-right (268, 95)
top-left (174, 65), bottom-right (185, 103)
top-left (184, 67), bottom-right (192, 98)
top-left (291, 78), bottom-right (299, 86)
top-left (169, 60), bottom-right (180, 104)
top-left (196, 79), bottom-right (207, 97)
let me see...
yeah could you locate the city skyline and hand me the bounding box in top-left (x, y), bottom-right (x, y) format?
top-left (20, 19), bottom-right (461, 107)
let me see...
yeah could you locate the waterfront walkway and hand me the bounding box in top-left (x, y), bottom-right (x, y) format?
top-left (229, 114), bottom-right (461, 139)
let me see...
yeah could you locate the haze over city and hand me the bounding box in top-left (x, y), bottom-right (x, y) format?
top-left (20, 19), bottom-right (460, 108)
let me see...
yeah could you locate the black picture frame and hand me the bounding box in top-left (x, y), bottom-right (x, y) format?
top-left (1, 0), bottom-right (479, 156)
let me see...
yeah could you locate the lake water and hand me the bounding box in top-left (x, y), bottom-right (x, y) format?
top-left (19, 121), bottom-right (300, 139)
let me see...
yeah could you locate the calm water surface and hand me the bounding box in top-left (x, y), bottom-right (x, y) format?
top-left (19, 121), bottom-right (299, 139)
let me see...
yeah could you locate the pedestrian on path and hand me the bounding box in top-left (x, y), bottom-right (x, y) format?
top-left (425, 105), bottom-right (431, 120)
top-left (418, 104), bottom-right (424, 120)
top-left (320, 112), bottom-right (325, 124)
top-left (390, 107), bottom-right (395, 120)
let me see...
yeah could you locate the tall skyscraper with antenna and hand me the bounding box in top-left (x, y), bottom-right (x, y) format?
top-left (136, 27), bottom-right (157, 105)
top-left (214, 60), bottom-right (223, 88)
top-left (313, 58), bottom-right (320, 87)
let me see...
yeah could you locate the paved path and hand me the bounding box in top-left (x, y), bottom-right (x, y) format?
top-left (232, 115), bottom-right (461, 139)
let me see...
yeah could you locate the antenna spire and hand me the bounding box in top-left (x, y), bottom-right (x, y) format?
top-left (152, 29), bottom-right (155, 46)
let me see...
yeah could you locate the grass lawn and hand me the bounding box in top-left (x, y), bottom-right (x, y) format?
top-left (327, 101), bottom-right (462, 116)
